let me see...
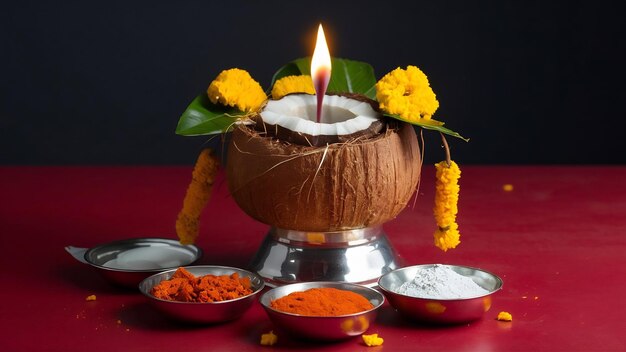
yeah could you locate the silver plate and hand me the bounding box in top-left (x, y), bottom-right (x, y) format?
top-left (66, 238), bottom-right (202, 287)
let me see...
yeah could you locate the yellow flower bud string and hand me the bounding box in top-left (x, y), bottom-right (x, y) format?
top-left (433, 133), bottom-right (461, 251)
top-left (176, 148), bottom-right (220, 245)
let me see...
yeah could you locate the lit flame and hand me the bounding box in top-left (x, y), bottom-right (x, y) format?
top-left (311, 24), bottom-right (331, 123)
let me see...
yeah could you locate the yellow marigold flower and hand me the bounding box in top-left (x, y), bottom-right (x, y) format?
top-left (260, 330), bottom-right (278, 346)
top-left (362, 333), bottom-right (384, 347)
top-left (497, 311), bottom-right (513, 321)
top-left (271, 75), bottom-right (315, 99)
top-left (433, 160), bottom-right (461, 251)
top-left (207, 68), bottom-right (267, 112)
top-left (376, 65), bottom-right (439, 121)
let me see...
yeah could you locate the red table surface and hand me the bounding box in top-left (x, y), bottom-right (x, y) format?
top-left (1, 165), bottom-right (625, 351)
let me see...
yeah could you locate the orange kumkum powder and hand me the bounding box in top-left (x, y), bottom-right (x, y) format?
top-left (270, 287), bottom-right (373, 316)
top-left (151, 267), bottom-right (252, 302)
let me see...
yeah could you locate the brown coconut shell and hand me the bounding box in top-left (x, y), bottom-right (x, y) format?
top-left (226, 121), bottom-right (421, 231)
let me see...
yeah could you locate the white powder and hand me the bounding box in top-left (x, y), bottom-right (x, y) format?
top-left (395, 264), bottom-right (489, 299)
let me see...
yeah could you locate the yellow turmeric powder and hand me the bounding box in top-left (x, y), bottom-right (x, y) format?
top-left (176, 148), bottom-right (220, 245)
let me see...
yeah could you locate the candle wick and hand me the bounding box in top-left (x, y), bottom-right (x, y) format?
top-left (315, 69), bottom-right (329, 123)
top-left (316, 90), bottom-right (324, 124)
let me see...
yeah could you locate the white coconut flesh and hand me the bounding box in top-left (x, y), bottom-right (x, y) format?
top-left (257, 94), bottom-right (383, 146)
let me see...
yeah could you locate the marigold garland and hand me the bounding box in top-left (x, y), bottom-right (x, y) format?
top-left (207, 68), bottom-right (267, 112)
top-left (271, 75), bottom-right (315, 99)
top-left (176, 148), bottom-right (219, 245)
top-left (375, 65), bottom-right (439, 121)
top-left (433, 160), bottom-right (461, 251)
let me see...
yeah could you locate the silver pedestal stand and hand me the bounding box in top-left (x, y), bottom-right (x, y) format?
top-left (250, 225), bottom-right (403, 287)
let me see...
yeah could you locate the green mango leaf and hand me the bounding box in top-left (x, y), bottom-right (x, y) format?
top-left (270, 57), bottom-right (377, 99)
top-left (383, 112), bottom-right (469, 142)
top-left (175, 93), bottom-right (245, 136)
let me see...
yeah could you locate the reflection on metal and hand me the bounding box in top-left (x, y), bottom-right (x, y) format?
top-left (425, 301), bottom-right (447, 314)
top-left (250, 225), bottom-right (403, 287)
top-left (483, 296), bottom-right (492, 312)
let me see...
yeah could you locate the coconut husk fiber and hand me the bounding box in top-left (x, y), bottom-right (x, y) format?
top-left (226, 122), bottom-right (421, 231)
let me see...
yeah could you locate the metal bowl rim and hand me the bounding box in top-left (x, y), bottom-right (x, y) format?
top-left (260, 281), bottom-right (385, 318)
top-left (377, 263), bottom-right (503, 301)
top-left (138, 265), bottom-right (265, 305)
top-left (83, 237), bottom-right (202, 273)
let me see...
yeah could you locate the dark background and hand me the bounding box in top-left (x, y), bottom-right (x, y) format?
top-left (1, 0), bottom-right (625, 165)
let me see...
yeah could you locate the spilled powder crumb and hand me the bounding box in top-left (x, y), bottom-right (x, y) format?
top-left (85, 295), bottom-right (97, 301)
top-left (497, 311), bottom-right (513, 321)
top-left (362, 333), bottom-right (384, 346)
top-left (502, 184), bottom-right (514, 191)
top-left (260, 331), bottom-right (277, 346)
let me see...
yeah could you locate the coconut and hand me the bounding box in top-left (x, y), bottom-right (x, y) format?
top-left (254, 94), bottom-right (384, 147)
top-left (226, 93), bottom-right (421, 231)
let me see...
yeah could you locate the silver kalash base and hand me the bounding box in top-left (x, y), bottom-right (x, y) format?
top-left (249, 225), bottom-right (403, 287)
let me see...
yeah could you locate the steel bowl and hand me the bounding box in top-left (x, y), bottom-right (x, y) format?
top-left (139, 265), bottom-right (265, 324)
top-left (378, 264), bottom-right (503, 324)
top-left (259, 282), bottom-right (384, 341)
top-left (67, 238), bottom-right (202, 288)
